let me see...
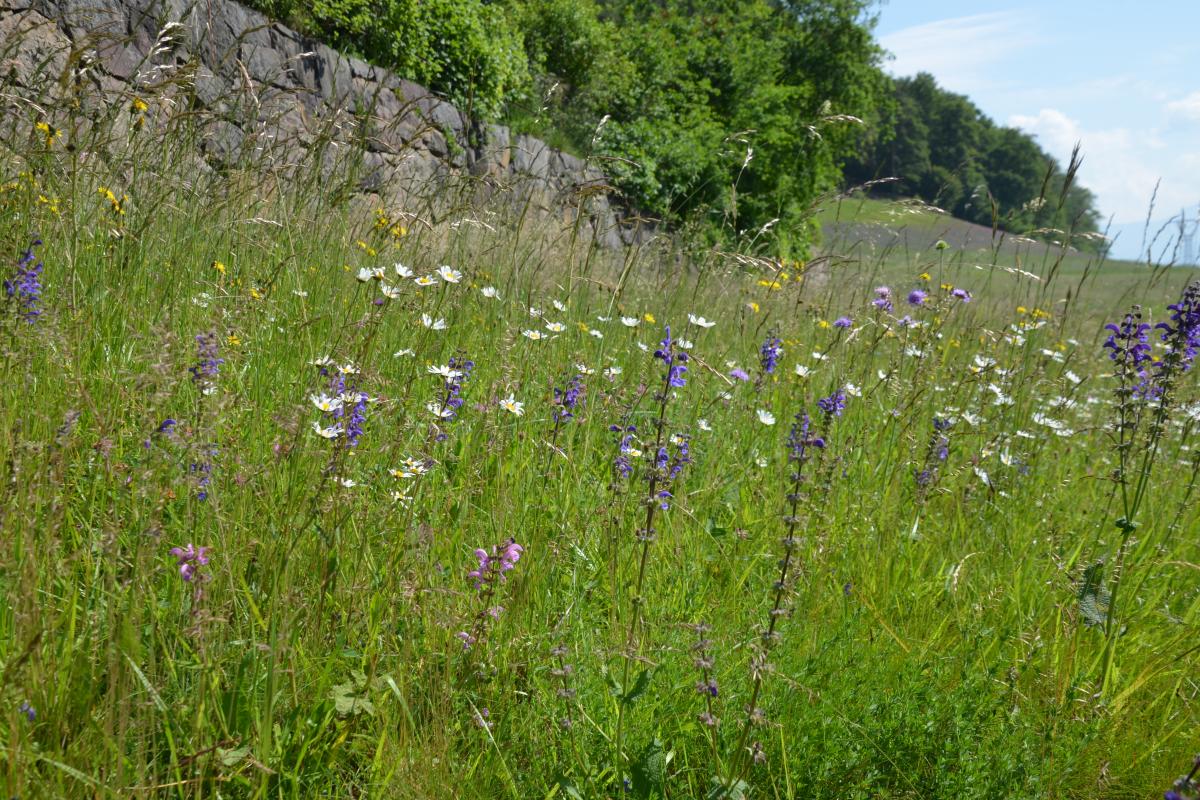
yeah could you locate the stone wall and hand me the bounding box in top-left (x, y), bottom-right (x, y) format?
top-left (0, 0), bottom-right (655, 247)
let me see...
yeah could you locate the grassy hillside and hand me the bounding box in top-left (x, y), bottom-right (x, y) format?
top-left (1, 57), bottom-right (1199, 800)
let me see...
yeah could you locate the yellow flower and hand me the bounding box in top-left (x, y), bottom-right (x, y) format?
top-left (1016, 306), bottom-right (1027, 315)
top-left (817, 319), bottom-right (831, 329)
top-left (97, 186), bottom-right (126, 216)
top-left (35, 121), bottom-right (61, 146)
top-left (940, 283), bottom-right (954, 292)
top-left (643, 312), bottom-right (656, 323)
top-left (249, 287), bottom-right (262, 300)
top-left (918, 272), bottom-right (931, 281)
top-left (212, 260), bottom-right (226, 276)
top-left (131, 97), bottom-right (149, 113)
top-left (355, 240), bottom-right (378, 257)
top-left (226, 334), bottom-right (241, 347)
top-left (757, 279), bottom-right (782, 290)
top-left (576, 322), bottom-right (590, 333)
top-left (747, 302), bottom-right (760, 313)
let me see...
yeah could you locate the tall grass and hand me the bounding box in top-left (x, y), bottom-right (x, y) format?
top-left (1, 11), bottom-right (1198, 800)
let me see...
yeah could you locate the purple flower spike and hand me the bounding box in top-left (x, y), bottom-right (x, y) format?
top-left (169, 543), bottom-right (210, 582)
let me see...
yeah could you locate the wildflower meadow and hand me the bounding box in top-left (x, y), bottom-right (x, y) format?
top-left (2, 26), bottom-right (1199, 800)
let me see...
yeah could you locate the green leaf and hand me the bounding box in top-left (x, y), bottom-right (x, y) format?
top-left (330, 679), bottom-right (375, 717)
top-left (706, 776), bottom-right (749, 800)
top-left (218, 744), bottom-right (251, 768)
top-left (620, 668), bottom-right (653, 707)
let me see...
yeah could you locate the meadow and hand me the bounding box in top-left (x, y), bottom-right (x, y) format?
top-left (2, 47), bottom-right (1200, 800)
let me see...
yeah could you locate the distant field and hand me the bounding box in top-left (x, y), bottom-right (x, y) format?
top-left (815, 195), bottom-right (1195, 319)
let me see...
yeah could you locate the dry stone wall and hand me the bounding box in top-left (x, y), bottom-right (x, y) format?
top-left (0, 0), bottom-right (654, 247)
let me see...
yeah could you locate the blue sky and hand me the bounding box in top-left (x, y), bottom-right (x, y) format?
top-left (872, 1), bottom-right (1200, 261)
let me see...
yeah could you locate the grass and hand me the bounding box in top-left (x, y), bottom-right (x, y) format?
top-left (1, 32), bottom-right (1199, 800)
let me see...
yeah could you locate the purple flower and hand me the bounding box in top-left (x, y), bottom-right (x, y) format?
top-left (871, 286), bottom-right (893, 312)
top-left (1104, 311), bottom-right (1154, 395)
top-left (19, 701), bottom-right (35, 722)
top-left (907, 289), bottom-right (928, 306)
top-left (729, 368), bottom-right (750, 382)
top-left (553, 374), bottom-right (585, 423)
top-left (4, 236), bottom-right (43, 323)
top-left (654, 325), bottom-right (689, 388)
top-left (817, 389), bottom-right (846, 418)
top-left (612, 423), bottom-right (638, 479)
top-left (467, 538), bottom-right (524, 590)
top-left (760, 333), bottom-right (783, 374)
top-left (169, 543), bottom-right (210, 582)
top-left (951, 288), bottom-right (971, 302)
top-left (1155, 281), bottom-right (1200, 373)
top-left (833, 316), bottom-right (852, 328)
top-left (189, 332), bottom-right (223, 391)
top-left (786, 412), bottom-right (824, 467)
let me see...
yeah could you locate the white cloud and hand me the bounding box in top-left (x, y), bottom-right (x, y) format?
top-left (880, 12), bottom-right (1039, 93)
top-left (1166, 92), bottom-right (1200, 121)
top-left (1010, 108), bottom-right (1200, 235)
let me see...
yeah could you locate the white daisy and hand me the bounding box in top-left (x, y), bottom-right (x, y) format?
top-left (499, 395), bottom-right (524, 416)
top-left (603, 366), bottom-right (622, 379)
top-left (394, 348), bottom-right (415, 357)
top-left (757, 409), bottom-right (776, 426)
top-left (421, 314), bottom-right (447, 330)
top-left (436, 265), bottom-right (462, 283)
top-left (575, 364), bottom-right (595, 375)
top-left (480, 286), bottom-right (499, 299)
top-left (522, 329), bottom-right (544, 340)
top-left (394, 263), bottom-right (414, 279)
top-left (310, 393), bottom-right (343, 413)
top-left (844, 383), bottom-right (862, 397)
top-left (621, 316), bottom-right (639, 327)
top-left (381, 283), bottom-right (402, 299)
top-left (678, 339), bottom-right (694, 349)
top-left (552, 300), bottom-right (567, 312)
top-left (794, 364), bottom-right (811, 377)
top-left (428, 364), bottom-right (463, 379)
top-left (589, 329), bottom-right (604, 339)
top-left (356, 267), bottom-right (374, 283)
top-left (688, 314), bottom-right (716, 328)
top-left (414, 275), bottom-right (437, 287)
top-left (697, 418), bottom-right (712, 432)
top-left (637, 342), bottom-right (649, 352)
top-left (312, 421), bottom-right (341, 439)
top-left (545, 322), bottom-right (566, 333)
top-left (426, 402), bottom-right (454, 419)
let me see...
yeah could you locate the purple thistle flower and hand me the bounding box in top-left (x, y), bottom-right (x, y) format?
top-left (907, 289), bottom-right (928, 306)
top-left (4, 236), bottom-right (44, 323)
top-left (169, 543), bottom-right (210, 582)
top-left (833, 316), bottom-right (852, 328)
top-left (760, 333), bottom-right (783, 375)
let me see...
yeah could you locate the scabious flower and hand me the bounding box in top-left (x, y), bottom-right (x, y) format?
top-left (816, 389), bottom-right (847, 418)
top-left (4, 237), bottom-right (44, 323)
top-left (872, 286), bottom-right (892, 312)
top-left (833, 316), bottom-right (852, 328)
top-left (189, 332), bottom-right (223, 394)
top-left (169, 543), bottom-right (210, 582)
top-left (760, 333), bottom-right (783, 375)
top-left (730, 368), bottom-right (750, 382)
top-left (951, 288), bottom-right (972, 302)
top-left (907, 289), bottom-right (928, 306)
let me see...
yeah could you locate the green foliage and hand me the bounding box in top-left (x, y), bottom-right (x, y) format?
top-left (847, 72), bottom-right (1103, 246)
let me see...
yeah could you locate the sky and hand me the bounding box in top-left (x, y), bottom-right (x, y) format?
top-left (872, 1), bottom-right (1200, 262)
